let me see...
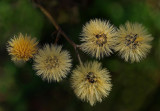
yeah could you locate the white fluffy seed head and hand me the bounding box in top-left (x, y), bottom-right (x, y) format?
top-left (33, 44), bottom-right (72, 82)
top-left (80, 19), bottom-right (117, 59)
top-left (71, 61), bottom-right (112, 106)
top-left (114, 22), bottom-right (153, 63)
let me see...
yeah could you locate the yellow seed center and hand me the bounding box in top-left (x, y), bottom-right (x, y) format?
top-left (95, 33), bottom-right (107, 47)
top-left (86, 72), bottom-right (97, 83)
top-left (45, 56), bottom-right (59, 69)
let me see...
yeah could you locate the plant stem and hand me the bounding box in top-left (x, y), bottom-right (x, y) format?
top-left (34, 2), bottom-right (82, 64)
top-left (54, 30), bottom-right (61, 44)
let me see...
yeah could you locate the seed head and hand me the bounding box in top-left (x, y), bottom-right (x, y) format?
top-left (71, 61), bottom-right (112, 106)
top-left (7, 33), bottom-right (38, 62)
top-left (80, 19), bottom-right (117, 59)
top-left (33, 44), bottom-right (72, 82)
top-left (114, 22), bottom-right (153, 62)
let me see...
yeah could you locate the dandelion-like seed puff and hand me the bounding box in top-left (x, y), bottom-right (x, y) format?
top-left (71, 61), bottom-right (112, 106)
top-left (7, 33), bottom-right (38, 62)
top-left (80, 19), bottom-right (117, 59)
top-left (114, 22), bottom-right (153, 62)
top-left (33, 44), bottom-right (72, 82)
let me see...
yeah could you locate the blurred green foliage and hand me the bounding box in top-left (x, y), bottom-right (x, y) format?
top-left (0, 0), bottom-right (160, 111)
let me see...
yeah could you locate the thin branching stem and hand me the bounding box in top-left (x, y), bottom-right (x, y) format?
top-left (33, 1), bottom-right (82, 64)
top-left (54, 30), bottom-right (61, 44)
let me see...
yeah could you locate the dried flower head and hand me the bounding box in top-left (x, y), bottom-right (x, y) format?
top-left (33, 44), bottom-right (72, 82)
top-left (7, 33), bottom-right (38, 62)
top-left (71, 61), bottom-right (112, 106)
top-left (114, 22), bottom-right (153, 62)
top-left (80, 19), bottom-right (117, 59)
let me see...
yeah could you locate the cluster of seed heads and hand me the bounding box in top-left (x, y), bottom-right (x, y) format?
top-left (7, 19), bottom-right (153, 106)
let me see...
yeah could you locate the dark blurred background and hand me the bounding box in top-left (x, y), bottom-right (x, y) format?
top-left (0, 0), bottom-right (160, 111)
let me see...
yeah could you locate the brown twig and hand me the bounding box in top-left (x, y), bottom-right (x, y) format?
top-left (54, 30), bottom-right (61, 44)
top-left (33, 1), bottom-right (82, 64)
top-left (74, 47), bottom-right (82, 65)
